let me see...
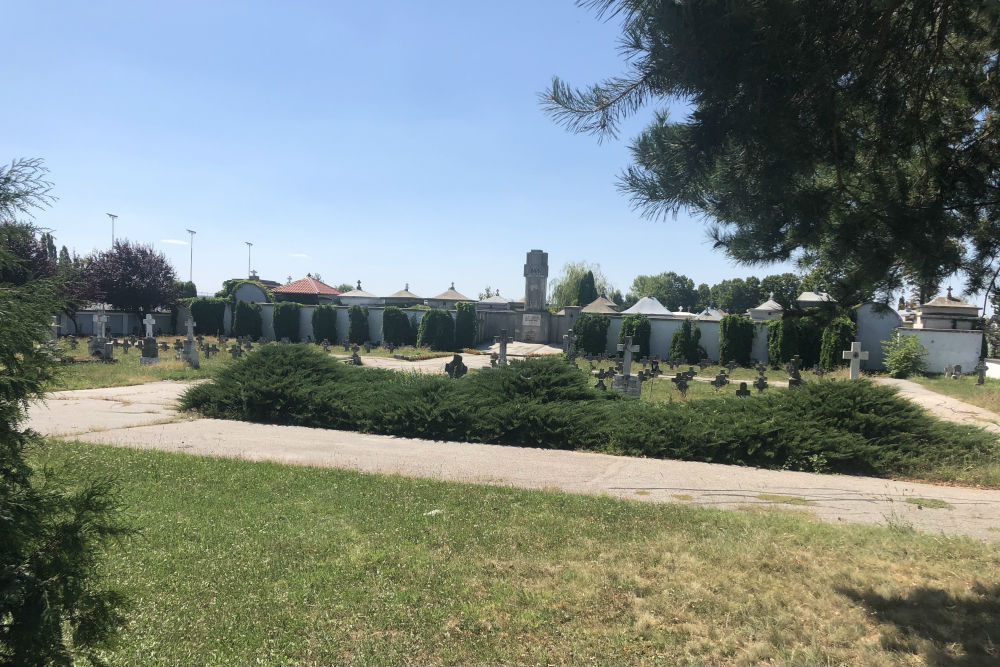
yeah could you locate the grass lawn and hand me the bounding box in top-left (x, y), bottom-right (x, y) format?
top-left (911, 374), bottom-right (1000, 416)
top-left (36, 440), bottom-right (1000, 667)
top-left (328, 344), bottom-right (457, 361)
top-left (52, 336), bottom-right (231, 390)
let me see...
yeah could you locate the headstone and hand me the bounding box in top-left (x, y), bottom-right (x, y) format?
top-left (952, 364), bottom-right (963, 380)
top-left (343, 341), bottom-right (351, 352)
top-left (594, 377), bottom-right (607, 391)
top-left (611, 336), bottom-right (642, 397)
top-left (976, 358), bottom-right (988, 385)
top-left (726, 360), bottom-right (738, 374)
top-left (786, 355), bottom-right (802, 389)
top-left (710, 372), bottom-right (729, 390)
top-left (753, 372), bottom-right (769, 393)
top-left (494, 329), bottom-right (513, 366)
top-left (944, 364), bottom-right (954, 378)
top-left (229, 344), bottom-right (243, 360)
top-left (841, 341), bottom-right (869, 380)
top-left (735, 382), bottom-right (751, 397)
top-left (88, 309), bottom-right (112, 359)
top-left (563, 329), bottom-right (577, 361)
top-left (140, 333), bottom-right (159, 365)
top-left (158, 341), bottom-right (169, 352)
top-left (670, 373), bottom-right (689, 397)
top-left (812, 364), bottom-right (826, 378)
top-left (280, 337), bottom-right (290, 344)
top-left (181, 317), bottom-right (199, 368)
top-left (363, 341), bottom-right (371, 353)
top-left (698, 359), bottom-right (712, 371)
top-left (347, 345), bottom-right (362, 365)
top-left (321, 339), bottom-right (330, 352)
top-left (445, 354), bottom-right (468, 378)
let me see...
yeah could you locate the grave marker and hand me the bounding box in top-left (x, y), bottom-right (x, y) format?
top-left (841, 341), bottom-right (869, 379)
top-left (976, 358), bottom-right (988, 385)
top-left (494, 329), bottom-right (513, 366)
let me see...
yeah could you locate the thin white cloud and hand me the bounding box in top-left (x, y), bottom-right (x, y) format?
top-left (289, 253), bottom-right (309, 258)
top-left (160, 239), bottom-right (188, 245)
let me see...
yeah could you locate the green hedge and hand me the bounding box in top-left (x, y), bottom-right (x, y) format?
top-left (619, 314), bottom-right (651, 358)
top-left (182, 346), bottom-right (999, 478)
top-left (417, 309), bottom-right (454, 351)
top-left (573, 313), bottom-right (610, 355)
top-left (232, 301), bottom-right (262, 339)
top-left (347, 306), bottom-right (369, 344)
top-left (719, 315), bottom-right (754, 365)
top-left (454, 302), bottom-right (477, 349)
top-left (669, 319), bottom-right (703, 362)
top-left (272, 302), bottom-right (301, 342)
top-left (311, 305), bottom-right (337, 343)
top-left (382, 306), bottom-right (413, 346)
top-left (189, 297), bottom-right (227, 336)
top-left (819, 317), bottom-right (856, 370)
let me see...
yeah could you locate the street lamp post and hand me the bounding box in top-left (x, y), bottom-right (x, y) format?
top-left (107, 213), bottom-right (117, 245)
top-left (245, 241), bottom-right (252, 278)
top-left (186, 229), bottom-right (196, 283)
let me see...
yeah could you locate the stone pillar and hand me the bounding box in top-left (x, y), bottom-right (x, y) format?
top-left (523, 249), bottom-right (548, 313)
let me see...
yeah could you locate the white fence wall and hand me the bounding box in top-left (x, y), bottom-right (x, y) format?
top-left (900, 328), bottom-right (983, 374)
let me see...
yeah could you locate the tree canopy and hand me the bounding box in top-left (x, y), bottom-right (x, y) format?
top-left (544, 0), bottom-right (1000, 302)
top-left (625, 271), bottom-right (699, 311)
top-left (548, 261), bottom-right (621, 309)
top-left (84, 240), bottom-right (178, 312)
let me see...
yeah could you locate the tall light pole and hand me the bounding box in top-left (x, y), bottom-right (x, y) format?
top-left (186, 229), bottom-right (196, 283)
top-left (107, 213), bottom-right (118, 246)
top-left (245, 241), bottom-right (253, 278)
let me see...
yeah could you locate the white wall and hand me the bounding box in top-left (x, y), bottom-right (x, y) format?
top-left (901, 328), bottom-right (983, 374)
top-left (857, 304), bottom-right (903, 370)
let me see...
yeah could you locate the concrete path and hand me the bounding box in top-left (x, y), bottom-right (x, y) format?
top-left (328, 342), bottom-right (563, 374)
top-left (874, 377), bottom-right (1000, 435)
top-left (27, 381), bottom-right (1000, 542)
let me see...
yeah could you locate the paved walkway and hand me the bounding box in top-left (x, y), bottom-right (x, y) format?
top-left (27, 381), bottom-right (1000, 542)
top-left (874, 377), bottom-right (1000, 434)
top-left (329, 342), bottom-right (563, 373)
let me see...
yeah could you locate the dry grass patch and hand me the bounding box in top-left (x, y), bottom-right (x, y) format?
top-left (757, 493), bottom-right (816, 506)
top-left (31, 440), bottom-right (1000, 667)
top-left (905, 497), bottom-right (954, 510)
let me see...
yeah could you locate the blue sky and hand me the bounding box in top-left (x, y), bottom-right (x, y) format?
top-left (7, 1), bottom-right (802, 299)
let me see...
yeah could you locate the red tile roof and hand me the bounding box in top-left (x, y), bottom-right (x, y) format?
top-left (273, 276), bottom-right (342, 296)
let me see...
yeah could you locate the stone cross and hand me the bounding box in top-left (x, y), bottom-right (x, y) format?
top-left (842, 341), bottom-right (868, 379)
top-left (143, 313), bottom-right (156, 338)
top-left (93, 311), bottom-right (109, 339)
top-left (711, 372), bottom-right (729, 390)
top-left (563, 328), bottom-right (577, 360)
top-left (735, 382), bottom-right (751, 397)
top-left (976, 358), bottom-right (988, 385)
top-left (670, 373), bottom-right (689, 396)
top-left (185, 317), bottom-right (196, 340)
top-left (726, 360), bottom-right (738, 374)
top-left (494, 329), bottom-right (513, 366)
top-left (617, 336), bottom-right (640, 378)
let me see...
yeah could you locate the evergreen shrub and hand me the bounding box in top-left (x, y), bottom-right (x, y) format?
top-left (311, 305), bottom-right (337, 343)
top-left (417, 309), bottom-right (454, 350)
top-left (347, 305), bottom-right (369, 344)
top-left (189, 297), bottom-right (227, 336)
top-left (182, 346), bottom-right (999, 479)
top-left (382, 306), bottom-right (413, 346)
top-left (669, 319), bottom-right (703, 362)
top-left (454, 302), bottom-right (477, 349)
top-left (819, 316), bottom-right (856, 370)
top-left (883, 333), bottom-right (928, 378)
top-left (573, 313), bottom-right (610, 355)
top-left (719, 314), bottom-right (754, 365)
top-left (619, 313), bottom-right (651, 358)
top-left (232, 300), bottom-right (262, 339)
top-left (273, 302), bottom-right (301, 341)
top-left (767, 319), bottom-right (798, 368)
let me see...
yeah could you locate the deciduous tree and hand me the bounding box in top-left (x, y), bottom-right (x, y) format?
top-left (83, 240), bottom-right (178, 312)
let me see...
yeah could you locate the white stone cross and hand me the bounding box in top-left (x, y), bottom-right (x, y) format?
top-left (93, 312), bottom-right (109, 339)
top-left (617, 335), bottom-right (640, 378)
top-left (143, 313), bottom-right (156, 338)
top-left (842, 341), bottom-right (869, 379)
top-left (185, 317), bottom-right (196, 340)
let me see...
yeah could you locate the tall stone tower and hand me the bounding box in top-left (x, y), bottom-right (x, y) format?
top-left (523, 249), bottom-right (548, 312)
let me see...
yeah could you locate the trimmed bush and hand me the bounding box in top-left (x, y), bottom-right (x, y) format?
top-left (347, 305), bottom-right (369, 344)
top-left (767, 319), bottom-right (798, 368)
top-left (619, 314), bottom-right (651, 358)
top-left (417, 309), bottom-right (454, 351)
top-left (883, 333), bottom-right (928, 378)
top-left (189, 297), bottom-right (227, 336)
top-left (454, 302), bottom-right (477, 349)
top-left (719, 314), bottom-right (754, 365)
top-left (232, 300), bottom-right (262, 339)
top-left (573, 313), bottom-right (610, 355)
top-left (182, 346), bottom-right (999, 479)
top-left (273, 302), bottom-right (301, 342)
top-left (382, 306), bottom-right (413, 346)
top-left (669, 319), bottom-right (703, 363)
top-left (819, 316), bottom-right (856, 370)
top-left (312, 305), bottom-right (337, 343)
